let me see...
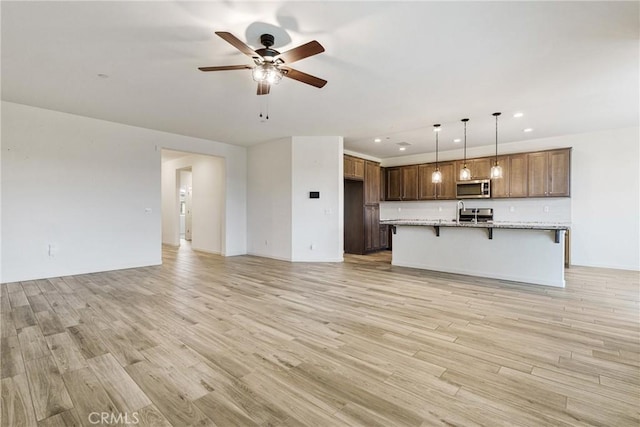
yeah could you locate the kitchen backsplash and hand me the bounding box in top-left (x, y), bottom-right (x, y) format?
top-left (380, 198), bottom-right (571, 223)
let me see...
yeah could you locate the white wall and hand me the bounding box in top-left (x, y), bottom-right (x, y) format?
top-left (569, 127), bottom-right (639, 270)
top-left (378, 126), bottom-right (640, 271)
top-left (247, 138), bottom-right (292, 260)
top-left (2, 102), bottom-right (161, 282)
top-left (291, 136), bottom-right (344, 262)
top-left (1, 101), bottom-right (247, 282)
top-left (247, 136), bottom-right (344, 262)
top-left (161, 154), bottom-right (224, 254)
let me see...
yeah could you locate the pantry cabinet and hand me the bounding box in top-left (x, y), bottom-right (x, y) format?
top-left (344, 155), bottom-right (387, 254)
top-left (344, 155), bottom-right (365, 180)
top-left (364, 160), bottom-right (380, 204)
top-left (364, 204), bottom-right (380, 251)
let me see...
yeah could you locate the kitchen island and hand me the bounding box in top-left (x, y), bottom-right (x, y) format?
top-left (380, 219), bottom-right (570, 287)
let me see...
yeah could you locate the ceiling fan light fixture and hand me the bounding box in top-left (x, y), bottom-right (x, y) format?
top-left (252, 65), bottom-right (265, 82)
top-left (252, 64), bottom-right (283, 85)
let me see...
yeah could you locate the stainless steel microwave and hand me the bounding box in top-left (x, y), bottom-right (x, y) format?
top-left (456, 179), bottom-right (491, 199)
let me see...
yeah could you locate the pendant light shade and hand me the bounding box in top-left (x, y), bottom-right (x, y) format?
top-left (460, 165), bottom-right (471, 181)
top-left (490, 112), bottom-right (503, 179)
top-left (459, 118), bottom-right (471, 181)
top-left (432, 169), bottom-right (442, 184)
top-left (432, 124), bottom-right (442, 183)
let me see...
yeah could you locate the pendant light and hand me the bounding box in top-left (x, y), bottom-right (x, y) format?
top-left (459, 118), bottom-right (471, 181)
top-left (490, 112), bottom-right (503, 179)
top-left (432, 124), bottom-right (442, 183)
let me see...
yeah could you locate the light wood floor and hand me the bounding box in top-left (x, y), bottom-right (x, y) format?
top-left (1, 245), bottom-right (639, 426)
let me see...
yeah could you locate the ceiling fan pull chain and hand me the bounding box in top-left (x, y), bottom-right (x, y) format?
top-left (266, 94), bottom-right (270, 120)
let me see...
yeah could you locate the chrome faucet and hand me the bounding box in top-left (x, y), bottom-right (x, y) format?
top-left (456, 200), bottom-right (465, 224)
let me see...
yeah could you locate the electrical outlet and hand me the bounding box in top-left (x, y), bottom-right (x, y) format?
top-left (509, 206), bottom-right (515, 212)
top-left (310, 243), bottom-right (315, 250)
top-left (544, 206), bottom-right (550, 213)
top-left (438, 206), bottom-right (442, 212)
top-left (264, 240), bottom-right (268, 246)
top-left (398, 207), bottom-right (402, 212)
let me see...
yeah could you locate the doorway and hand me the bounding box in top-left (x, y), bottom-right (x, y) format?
top-left (178, 168), bottom-right (192, 242)
top-left (161, 149), bottom-right (225, 254)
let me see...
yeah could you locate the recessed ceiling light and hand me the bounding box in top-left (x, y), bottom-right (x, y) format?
top-left (97, 73), bottom-right (109, 79)
top-left (399, 147), bottom-right (406, 151)
top-left (374, 138), bottom-right (381, 143)
top-left (523, 128), bottom-right (533, 132)
top-left (513, 112), bottom-right (524, 118)
top-left (453, 138), bottom-right (461, 143)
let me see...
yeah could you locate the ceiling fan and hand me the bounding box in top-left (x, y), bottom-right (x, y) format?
top-left (199, 32), bottom-right (327, 95)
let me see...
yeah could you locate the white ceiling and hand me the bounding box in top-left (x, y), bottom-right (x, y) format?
top-left (2, 1), bottom-right (638, 159)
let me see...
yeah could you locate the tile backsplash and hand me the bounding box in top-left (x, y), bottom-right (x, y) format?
top-left (380, 198), bottom-right (571, 223)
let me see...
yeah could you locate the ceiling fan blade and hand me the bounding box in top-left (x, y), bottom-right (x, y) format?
top-left (215, 31), bottom-right (261, 59)
top-left (273, 40), bottom-right (324, 64)
top-left (198, 65), bottom-right (252, 72)
top-left (281, 67), bottom-right (327, 88)
top-left (257, 82), bottom-right (270, 95)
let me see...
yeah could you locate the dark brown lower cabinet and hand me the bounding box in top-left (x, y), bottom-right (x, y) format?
top-left (364, 204), bottom-right (380, 251)
top-left (379, 225), bottom-right (389, 250)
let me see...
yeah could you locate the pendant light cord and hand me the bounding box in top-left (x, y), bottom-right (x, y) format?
top-left (461, 118), bottom-right (469, 165)
top-left (493, 112), bottom-right (501, 165)
top-left (434, 124), bottom-right (440, 169)
top-left (436, 131), bottom-right (439, 168)
top-left (495, 115), bottom-right (498, 163)
top-left (464, 121), bottom-right (466, 162)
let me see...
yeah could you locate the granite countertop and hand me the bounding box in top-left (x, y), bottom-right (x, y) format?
top-left (379, 219), bottom-right (571, 230)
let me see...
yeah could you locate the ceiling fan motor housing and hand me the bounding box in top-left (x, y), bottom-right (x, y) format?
top-left (256, 34), bottom-right (279, 61)
top-left (260, 34), bottom-right (275, 47)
